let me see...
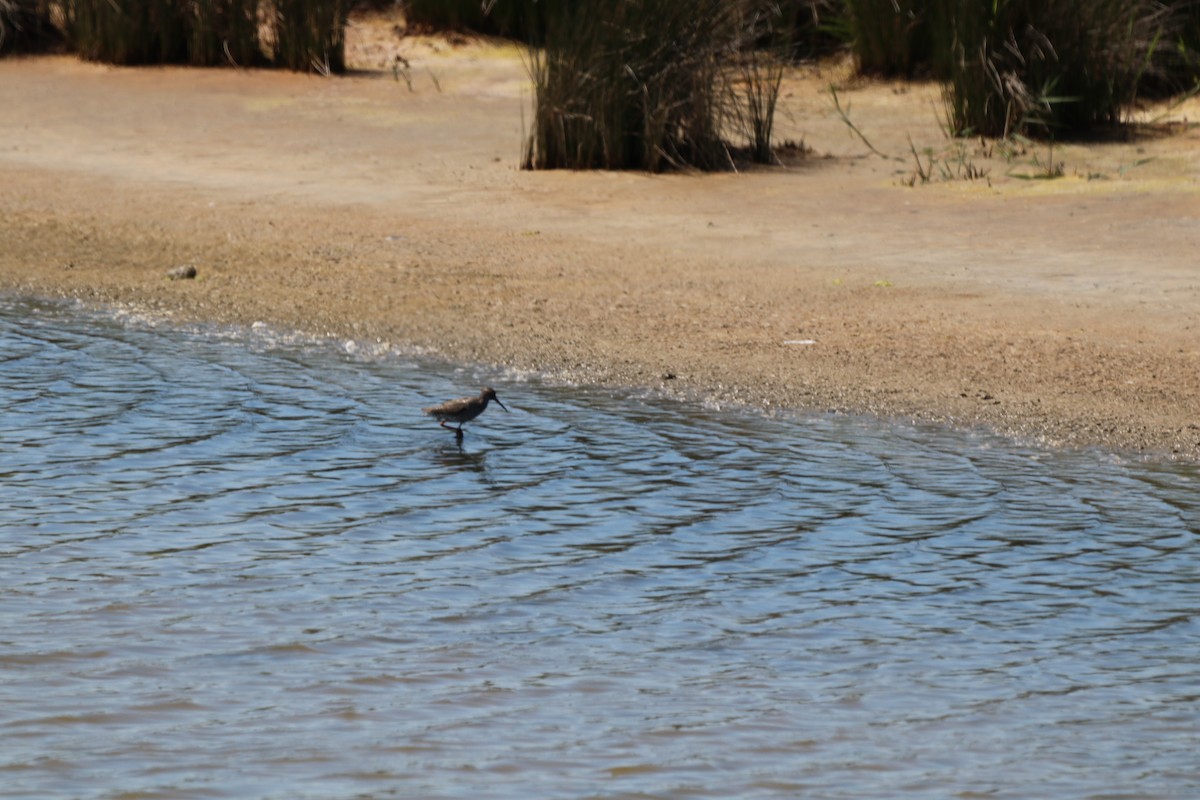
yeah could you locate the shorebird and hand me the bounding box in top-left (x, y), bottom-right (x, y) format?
top-left (423, 386), bottom-right (508, 436)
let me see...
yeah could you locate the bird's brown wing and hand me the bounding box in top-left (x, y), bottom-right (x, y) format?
top-left (423, 396), bottom-right (471, 417)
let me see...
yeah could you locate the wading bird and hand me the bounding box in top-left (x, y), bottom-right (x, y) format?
top-left (423, 387), bottom-right (508, 438)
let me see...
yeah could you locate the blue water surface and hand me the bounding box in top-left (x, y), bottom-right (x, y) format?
top-left (1, 296), bottom-right (1198, 800)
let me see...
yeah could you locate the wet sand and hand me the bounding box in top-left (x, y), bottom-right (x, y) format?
top-left (3, 13), bottom-right (1200, 457)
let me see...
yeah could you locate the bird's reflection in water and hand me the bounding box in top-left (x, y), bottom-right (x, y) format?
top-left (431, 438), bottom-right (490, 474)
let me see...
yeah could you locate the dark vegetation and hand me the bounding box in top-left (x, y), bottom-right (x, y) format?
top-left (1, 0), bottom-right (59, 54)
top-left (1, 0), bottom-right (350, 69)
top-left (843, 0), bottom-right (937, 77)
top-left (3, 1), bottom-right (1197, 163)
top-left (932, 0), bottom-right (1193, 137)
top-left (833, 0), bottom-right (1200, 135)
top-left (522, 0), bottom-right (790, 171)
top-left (407, 0), bottom-right (1199, 167)
top-left (403, 0), bottom-right (545, 42)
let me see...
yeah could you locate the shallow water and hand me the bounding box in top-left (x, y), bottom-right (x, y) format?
top-left (2, 297), bottom-right (1198, 800)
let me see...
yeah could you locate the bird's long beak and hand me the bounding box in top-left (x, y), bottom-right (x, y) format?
top-left (496, 398), bottom-right (509, 412)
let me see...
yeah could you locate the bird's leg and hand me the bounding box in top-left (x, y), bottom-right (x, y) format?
top-left (438, 420), bottom-right (466, 439)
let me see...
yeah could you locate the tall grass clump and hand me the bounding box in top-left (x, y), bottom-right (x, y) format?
top-left (933, 0), bottom-right (1171, 138)
top-left (188, 0), bottom-right (262, 67)
top-left (779, 0), bottom-right (847, 61)
top-left (403, 0), bottom-right (546, 41)
top-left (1, 0), bottom-right (58, 54)
top-left (1177, 0), bottom-right (1200, 85)
top-left (65, 0), bottom-right (188, 63)
top-left (60, 0), bottom-right (349, 71)
top-left (844, 0), bottom-right (936, 76)
top-left (271, 0), bottom-right (350, 72)
top-left (403, 0), bottom-right (492, 31)
top-left (735, 2), bottom-right (789, 162)
top-left (525, 0), bottom-right (789, 172)
top-left (1139, 0), bottom-right (1200, 97)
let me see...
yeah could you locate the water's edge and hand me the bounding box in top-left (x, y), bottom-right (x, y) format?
top-left (2, 290), bottom-right (1173, 467)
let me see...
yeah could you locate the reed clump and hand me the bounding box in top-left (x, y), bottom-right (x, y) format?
top-left (524, 0), bottom-right (790, 172)
top-left (271, 0), bottom-right (349, 73)
top-left (779, 0), bottom-right (846, 61)
top-left (844, 0), bottom-right (936, 77)
top-left (403, 0), bottom-right (545, 42)
top-left (65, 0), bottom-right (187, 63)
top-left (1139, 0), bottom-right (1200, 97)
top-left (187, 0), bottom-right (261, 67)
top-left (933, 0), bottom-right (1180, 137)
top-left (58, 0), bottom-right (347, 71)
top-left (1, 0), bottom-right (58, 54)
top-left (402, 0), bottom-right (495, 33)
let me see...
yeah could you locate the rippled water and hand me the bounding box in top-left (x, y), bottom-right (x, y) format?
top-left (2, 296), bottom-right (1198, 800)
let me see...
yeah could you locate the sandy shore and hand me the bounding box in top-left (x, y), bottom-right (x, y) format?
top-left (3, 14), bottom-right (1200, 457)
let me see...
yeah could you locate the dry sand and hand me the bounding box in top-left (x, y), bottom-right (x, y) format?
top-left (3, 12), bottom-right (1200, 457)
